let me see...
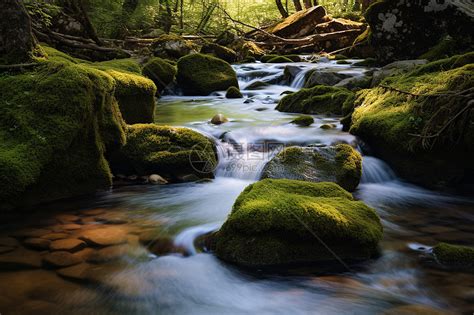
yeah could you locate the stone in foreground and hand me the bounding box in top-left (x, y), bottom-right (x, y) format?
top-left (214, 179), bottom-right (383, 267)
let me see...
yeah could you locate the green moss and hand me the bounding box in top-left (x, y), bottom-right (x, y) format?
top-left (433, 243), bottom-right (474, 270)
top-left (215, 179), bottom-right (383, 267)
top-left (260, 54), bottom-right (278, 63)
top-left (276, 85), bottom-right (355, 115)
top-left (201, 43), bottom-right (237, 63)
top-left (350, 53), bottom-right (474, 187)
top-left (284, 55), bottom-right (302, 62)
top-left (334, 144), bottom-right (362, 192)
top-left (176, 53), bottom-right (239, 96)
top-left (225, 86), bottom-right (243, 99)
top-left (0, 58), bottom-right (125, 209)
top-left (110, 124), bottom-right (217, 179)
top-left (41, 46), bottom-right (83, 64)
top-left (142, 57), bottom-right (177, 91)
top-left (93, 58), bottom-right (142, 74)
top-left (334, 54), bottom-right (348, 60)
top-left (290, 115), bottom-right (314, 126)
top-left (353, 58), bottom-right (377, 67)
top-left (267, 56), bottom-right (294, 63)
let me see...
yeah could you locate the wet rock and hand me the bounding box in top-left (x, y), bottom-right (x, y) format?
top-left (87, 245), bottom-right (130, 263)
top-left (225, 86), bottom-right (243, 99)
top-left (211, 114), bottom-right (229, 125)
top-left (371, 60), bottom-right (427, 87)
top-left (95, 213), bottom-right (128, 225)
top-left (381, 304), bottom-right (449, 315)
top-left (320, 123), bottom-right (334, 129)
top-left (180, 174), bottom-right (200, 182)
top-left (60, 224), bottom-right (82, 231)
top-left (334, 75), bottom-right (372, 90)
top-left (147, 236), bottom-right (175, 256)
top-left (283, 65), bottom-right (303, 82)
top-left (11, 228), bottom-right (51, 239)
top-left (290, 115), bottom-right (314, 126)
top-left (0, 249), bottom-right (42, 269)
top-left (245, 81), bottom-right (270, 90)
top-left (41, 233), bottom-right (70, 241)
top-left (55, 214), bottom-right (80, 223)
top-left (50, 239), bottom-right (86, 253)
top-left (261, 144), bottom-right (362, 192)
top-left (57, 262), bottom-right (126, 284)
top-left (79, 227), bottom-right (128, 247)
top-left (43, 251), bottom-right (82, 268)
top-left (72, 247), bottom-right (95, 261)
top-left (432, 242), bottom-right (474, 270)
top-left (304, 71), bottom-right (349, 88)
top-left (23, 238), bottom-right (51, 250)
top-left (138, 230), bottom-right (163, 245)
top-left (149, 174), bottom-right (168, 185)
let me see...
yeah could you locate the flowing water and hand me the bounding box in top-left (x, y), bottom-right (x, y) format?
top-left (0, 59), bottom-right (473, 315)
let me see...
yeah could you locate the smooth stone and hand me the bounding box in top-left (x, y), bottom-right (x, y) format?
top-left (147, 236), bottom-right (176, 256)
top-left (0, 236), bottom-right (19, 247)
top-left (42, 251), bottom-right (82, 268)
top-left (149, 174), bottom-right (168, 185)
top-left (72, 247), bottom-right (95, 261)
top-left (11, 228), bottom-right (51, 239)
top-left (79, 217), bottom-right (97, 224)
top-left (138, 230), bottom-right (163, 244)
top-left (41, 233), bottom-right (70, 241)
top-left (95, 214), bottom-right (128, 225)
top-left (86, 245), bottom-right (130, 263)
top-left (210, 113), bottom-right (229, 125)
top-left (79, 227), bottom-right (128, 246)
top-left (23, 238), bottom-right (51, 250)
top-left (50, 239), bottom-right (86, 252)
top-left (320, 123), bottom-right (334, 129)
top-left (60, 224), bottom-right (83, 230)
top-left (57, 262), bottom-right (125, 284)
top-left (80, 208), bottom-right (107, 216)
top-left (381, 304), bottom-right (450, 315)
top-left (0, 249), bottom-right (42, 269)
top-left (55, 214), bottom-right (80, 223)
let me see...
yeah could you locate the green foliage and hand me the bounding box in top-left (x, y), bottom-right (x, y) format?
top-left (215, 179), bottom-right (383, 267)
top-left (142, 57), bottom-right (177, 91)
top-left (0, 54), bottom-right (126, 208)
top-left (24, 0), bottom-right (60, 27)
top-left (110, 124), bottom-right (217, 179)
top-left (176, 53), bottom-right (238, 96)
top-left (276, 85), bottom-right (355, 115)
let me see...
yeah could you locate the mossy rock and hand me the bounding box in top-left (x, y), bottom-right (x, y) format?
top-left (284, 55), bottom-right (302, 62)
top-left (261, 144), bottom-right (362, 192)
top-left (0, 51), bottom-right (126, 209)
top-left (261, 54), bottom-right (300, 63)
top-left (142, 57), bottom-right (177, 91)
top-left (433, 243), bottom-right (474, 271)
top-left (225, 86), bottom-right (243, 99)
top-left (110, 124), bottom-right (217, 180)
top-left (260, 54), bottom-right (278, 63)
top-left (92, 58), bottom-right (142, 74)
top-left (214, 179), bottom-right (383, 267)
top-left (201, 43), bottom-right (238, 63)
top-left (276, 85), bottom-right (355, 115)
top-left (349, 53), bottom-right (474, 188)
top-left (150, 34), bottom-right (198, 59)
top-left (333, 54), bottom-right (348, 60)
top-left (353, 58), bottom-right (377, 67)
top-left (176, 53), bottom-right (239, 96)
top-left (290, 115), bottom-right (314, 126)
top-left (336, 60), bottom-right (350, 65)
top-left (420, 37), bottom-right (473, 61)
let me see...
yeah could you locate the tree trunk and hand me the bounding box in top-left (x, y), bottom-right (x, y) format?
top-left (292, 0), bottom-right (303, 11)
top-left (313, 0), bottom-right (319, 5)
top-left (303, 0), bottom-right (312, 9)
top-left (113, 0), bottom-right (139, 39)
top-left (0, 0), bottom-right (37, 64)
top-left (276, 0), bottom-right (289, 18)
top-left (61, 0), bottom-right (102, 44)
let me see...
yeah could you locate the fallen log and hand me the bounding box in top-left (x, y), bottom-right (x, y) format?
top-left (254, 29), bottom-right (362, 46)
top-left (270, 6), bottom-right (328, 38)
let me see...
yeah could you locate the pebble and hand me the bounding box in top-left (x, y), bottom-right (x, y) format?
top-left (11, 228), bottom-right (51, 239)
top-left (79, 227), bottom-right (128, 246)
top-left (23, 238), bottom-right (51, 250)
top-left (41, 233), bottom-right (70, 241)
top-left (50, 239), bottom-right (86, 252)
top-left (87, 245), bottom-right (129, 263)
top-left (0, 249), bottom-right (42, 269)
top-left (60, 224), bottom-right (83, 230)
top-left (42, 251), bottom-right (82, 268)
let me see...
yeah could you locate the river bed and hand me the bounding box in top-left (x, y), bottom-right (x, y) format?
top-left (0, 59), bottom-right (473, 315)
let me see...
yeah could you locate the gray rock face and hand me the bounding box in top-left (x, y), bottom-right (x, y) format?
top-left (304, 71), bottom-right (349, 88)
top-left (261, 144), bottom-right (362, 192)
top-left (335, 75), bottom-right (372, 90)
top-left (371, 60), bottom-right (428, 87)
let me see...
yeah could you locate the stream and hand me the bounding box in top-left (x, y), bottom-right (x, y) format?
top-left (0, 59), bottom-right (473, 315)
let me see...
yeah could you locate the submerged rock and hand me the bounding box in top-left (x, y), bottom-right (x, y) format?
top-left (211, 114), bottom-right (229, 125)
top-left (214, 179), bottom-right (383, 267)
top-left (110, 124), bottom-right (217, 180)
top-left (261, 144), bottom-right (362, 192)
top-left (432, 243), bottom-right (474, 271)
top-left (290, 115), bottom-right (314, 126)
top-left (304, 71), bottom-right (349, 88)
top-left (276, 85), bottom-right (355, 115)
top-left (225, 86), bottom-right (243, 99)
top-left (176, 53), bottom-right (239, 96)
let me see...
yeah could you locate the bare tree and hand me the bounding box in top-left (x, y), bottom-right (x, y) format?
top-left (0, 0), bottom-right (38, 64)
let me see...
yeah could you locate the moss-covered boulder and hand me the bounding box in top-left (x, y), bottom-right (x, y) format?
top-left (0, 57), bottom-right (126, 209)
top-left (150, 34), bottom-right (198, 59)
top-left (176, 53), bottom-right (239, 96)
top-left (276, 85), bottom-right (355, 115)
top-left (142, 57), bottom-right (177, 92)
top-left (432, 243), bottom-right (474, 271)
top-left (290, 115), bottom-right (314, 126)
top-left (261, 145), bottom-right (362, 192)
top-left (110, 124), bottom-right (217, 180)
top-left (214, 179), bottom-right (383, 267)
top-left (349, 53), bottom-right (474, 188)
top-left (200, 43), bottom-right (238, 63)
top-left (365, 0), bottom-right (474, 62)
top-left (225, 86), bottom-right (243, 99)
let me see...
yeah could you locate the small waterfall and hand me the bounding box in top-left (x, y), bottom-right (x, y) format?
top-left (361, 156), bottom-right (397, 183)
top-left (290, 69), bottom-right (308, 88)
